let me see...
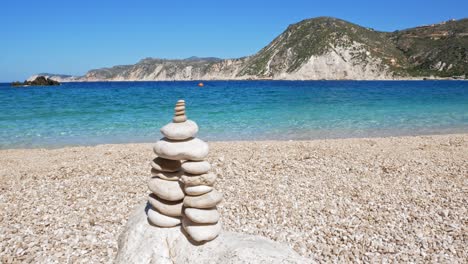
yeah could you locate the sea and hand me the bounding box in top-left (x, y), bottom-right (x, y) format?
top-left (0, 81), bottom-right (467, 149)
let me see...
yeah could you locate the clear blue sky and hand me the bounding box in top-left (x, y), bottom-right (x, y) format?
top-left (1, 0), bottom-right (466, 81)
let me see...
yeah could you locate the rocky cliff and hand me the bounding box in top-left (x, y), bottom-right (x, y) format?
top-left (38, 17), bottom-right (468, 81)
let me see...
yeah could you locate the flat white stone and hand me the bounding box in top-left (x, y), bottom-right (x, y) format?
top-left (182, 217), bottom-right (222, 242)
top-left (182, 161), bottom-right (211, 174)
top-left (160, 120), bottom-right (198, 140)
top-left (181, 173), bottom-right (217, 187)
top-left (151, 157), bottom-right (181, 172)
top-left (116, 202), bottom-right (312, 263)
top-left (153, 138), bottom-right (208, 161)
top-left (147, 207), bottom-right (181, 227)
top-left (184, 185), bottom-right (213, 196)
top-left (151, 169), bottom-right (183, 181)
top-left (148, 194), bottom-right (183, 217)
top-left (184, 190), bottom-right (222, 209)
top-left (148, 177), bottom-right (185, 201)
top-left (185, 207), bottom-right (219, 224)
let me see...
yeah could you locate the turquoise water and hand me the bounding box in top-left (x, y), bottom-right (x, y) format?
top-left (0, 81), bottom-right (467, 148)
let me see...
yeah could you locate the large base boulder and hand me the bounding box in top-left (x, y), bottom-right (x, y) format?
top-left (116, 202), bottom-right (311, 264)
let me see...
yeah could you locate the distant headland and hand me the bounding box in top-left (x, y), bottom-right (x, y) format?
top-left (31, 17), bottom-right (468, 82)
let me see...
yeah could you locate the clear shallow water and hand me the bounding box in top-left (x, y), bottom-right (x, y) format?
top-left (0, 81), bottom-right (467, 148)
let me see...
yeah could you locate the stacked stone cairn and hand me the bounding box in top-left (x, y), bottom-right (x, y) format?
top-left (147, 100), bottom-right (222, 242)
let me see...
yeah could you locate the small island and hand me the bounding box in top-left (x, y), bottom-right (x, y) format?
top-left (11, 76), bottom-right (60, 87)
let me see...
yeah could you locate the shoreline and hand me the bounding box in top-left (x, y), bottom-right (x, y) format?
top-left (3, 78), bottom-right (468, 84)
top-left (1, 133), bottom-right (467, 262)
top-left (1, 131), bottom-right (467, 151)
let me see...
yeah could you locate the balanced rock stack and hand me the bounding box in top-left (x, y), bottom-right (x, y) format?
top-left (148, 99), bottom-right (222, 242)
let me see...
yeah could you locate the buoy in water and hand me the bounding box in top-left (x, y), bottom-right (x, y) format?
top-left (198, 82), bottom-right (204, 87)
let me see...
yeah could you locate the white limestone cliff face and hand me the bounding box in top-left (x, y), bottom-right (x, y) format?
top-left (115, 202), bottom-right (311, 264)
top-left (276, 43), bottom-right (393, 80)
top-left (31, 37), bottom-right (398, 82)
top-left (43, 49), bottom-right (394, 82)
top-left (38, 39), bottom-right (396, 82)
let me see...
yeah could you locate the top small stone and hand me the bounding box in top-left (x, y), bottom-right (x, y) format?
top-left (173, 100), bottom-right (187, 123)
top-left (159, 99), bottom-right (198, 140)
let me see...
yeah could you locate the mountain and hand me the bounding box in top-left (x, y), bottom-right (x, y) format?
top-left (38, 17), bottom-right (467, 81)
top-left (82, 57), bottom-right (248, 81)
top-left (237, 17), bottom-right (409, 79)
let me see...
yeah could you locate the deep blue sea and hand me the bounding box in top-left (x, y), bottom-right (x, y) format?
top-left (0, 81), bottom-right (467, 149)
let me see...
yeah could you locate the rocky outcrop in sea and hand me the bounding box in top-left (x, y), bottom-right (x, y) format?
top-left (11, 76), bottom-right (60, 87)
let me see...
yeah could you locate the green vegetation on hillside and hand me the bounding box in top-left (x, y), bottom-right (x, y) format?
top-left (391, 19), bottom-right (468, 77)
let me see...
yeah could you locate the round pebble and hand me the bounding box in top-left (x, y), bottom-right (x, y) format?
top-left (184, 207), bottom-right (219, 224)
top-left (148, 194), bottom-right (183, 217)
top-left (148, 177), bottom-right (185, 201)
top-left (160, 120), bottom-right (198, 140)
top-left (184, 185), bottom-right (213, 196)
top-left (182, 218), bottom-right (222, 242)
top-left (182, 161), bottom-right (211, 174)
top-left (153, 138), bottom-right (208, 161)
top-left (151, 157), bottom-right (181, 172)
top-left (181, 173), bottom-right (217, 187)
top-left (150, 169), bottom-right (182, 181)
top-left (147, 207), bottom-right (181, 227)
top-left (184, 190), bottom-right (222, 208)
top-left (173, 115), bottom-right (187, 123)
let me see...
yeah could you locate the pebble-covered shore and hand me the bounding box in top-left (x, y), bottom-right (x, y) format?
top-left (0, 134), bottom-right (467, 263)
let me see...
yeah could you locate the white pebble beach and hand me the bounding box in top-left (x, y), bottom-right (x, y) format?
top-left (0, 134), bottom-right (467, 263)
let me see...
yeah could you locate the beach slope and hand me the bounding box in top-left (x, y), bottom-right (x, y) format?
top-left (0, 134), bottom-right (467, 262)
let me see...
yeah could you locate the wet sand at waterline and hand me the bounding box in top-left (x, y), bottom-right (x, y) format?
top-left (0, 134), bottom-right (467, 262)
